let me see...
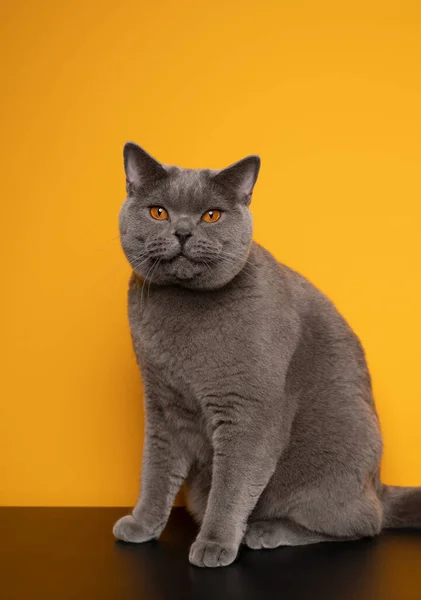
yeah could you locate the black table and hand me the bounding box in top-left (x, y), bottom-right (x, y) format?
top-left (2, 507), bottom-right (421, 599)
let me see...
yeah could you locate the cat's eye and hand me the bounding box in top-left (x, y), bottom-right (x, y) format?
top-left (150, 206), bottom-right (169, 220)
top-left (201, 210), bottom-right (221, 223)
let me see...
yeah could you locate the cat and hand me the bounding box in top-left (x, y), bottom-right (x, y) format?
top-left (113, 142), bottom-right (421, 567)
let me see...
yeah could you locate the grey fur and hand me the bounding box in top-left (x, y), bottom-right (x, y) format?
top-left (113, 142), bottom-right (421, 567)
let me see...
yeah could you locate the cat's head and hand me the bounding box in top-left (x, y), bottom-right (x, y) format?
top-left (119, 142), bottom-right (260, 290)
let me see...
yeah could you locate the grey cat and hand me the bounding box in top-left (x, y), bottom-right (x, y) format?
top-left (113, 142), bottom-right (421, 568)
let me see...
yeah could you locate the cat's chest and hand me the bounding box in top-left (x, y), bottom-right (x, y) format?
top-left (129, 284), bottom-right (235, 384)
top-left (142, 311), bottom-right (208, 374)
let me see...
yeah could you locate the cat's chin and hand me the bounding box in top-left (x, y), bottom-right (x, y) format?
top-left (134, 254), bottom-right (239, 290)
top-left (136, 254), bottom-right (207, 287)
top-left (164, 255), bottom-right (203, 280)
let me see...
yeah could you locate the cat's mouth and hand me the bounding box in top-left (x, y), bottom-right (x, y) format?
top-left (161, 253), bottom-right (205, 280)
top-left (164, 251), bottom-right (205, 265)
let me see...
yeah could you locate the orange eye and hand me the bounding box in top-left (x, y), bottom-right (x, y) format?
top-left (150, 206), bottom-right (168, 220)
top-left (201, 209), bottom-right (221, 223)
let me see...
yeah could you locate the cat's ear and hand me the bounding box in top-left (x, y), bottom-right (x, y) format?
top-left (213, 155), bottom-right (261, 205)
top-left (123, 142), bottom-right (167, 194)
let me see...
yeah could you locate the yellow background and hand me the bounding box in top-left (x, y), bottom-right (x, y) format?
top-left (1, 0), bottom-right (420, 506)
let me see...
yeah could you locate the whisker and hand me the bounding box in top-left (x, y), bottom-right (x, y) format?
top-left (214, 250), bottom-right (260, 274)
top-left (147, 258), bottom-right (162, 303)
top-left (199, 258), bottom-right (214, 278)
top-left (213, 255), bottom-right (259, 278)
top-left (217, 249), bottom-right (259, 267)
top-left (140, 257), bottom-right (160, 309)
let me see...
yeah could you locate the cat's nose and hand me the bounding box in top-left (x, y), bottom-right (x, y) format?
top-left (175, 231), bottom-right (192, 245)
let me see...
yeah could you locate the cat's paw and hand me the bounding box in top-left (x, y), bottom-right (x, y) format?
top-left (189, 539), bottom-right (239, 568)
top-left (244, 521), bottom-right (284, 549)
top-left (113, 515), bottom-right (157, 543)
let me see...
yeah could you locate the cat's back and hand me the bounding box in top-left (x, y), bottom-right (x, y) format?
top-left (255, 243), bottom-right (371, 386)
top-left (251, 242), bottom-right (340, 327)
top-left (256, 243), bottom-right (363, 339)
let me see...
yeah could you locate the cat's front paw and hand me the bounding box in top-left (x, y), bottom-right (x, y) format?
top-left (189, 538), bottom-right (239, 568)
top-left (113, 515), bottom-right (157, 543)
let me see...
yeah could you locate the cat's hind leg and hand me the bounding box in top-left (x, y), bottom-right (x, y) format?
top-left (245, 488), bottom-right (383, 550)
top-left (289, 489), bottom-right (383, 540)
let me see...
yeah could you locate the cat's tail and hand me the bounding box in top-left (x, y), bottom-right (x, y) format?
top-left (381, 485), bottom-right (421, 529)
